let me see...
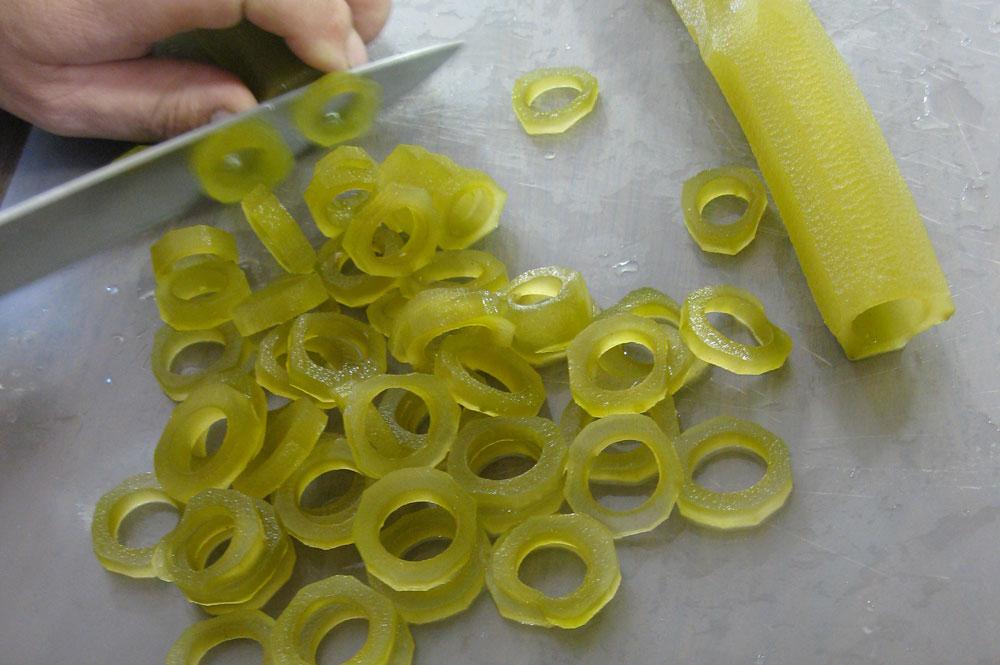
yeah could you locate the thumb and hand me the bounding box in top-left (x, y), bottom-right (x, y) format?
top-left (35, 58), bottom-right (258, 141)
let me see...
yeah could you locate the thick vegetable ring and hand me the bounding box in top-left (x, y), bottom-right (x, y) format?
top-left (189, 119), bottom-right (294, 204)
top-left (291, 72), bottom-right (381, 147)
top-left (679, 285), bottom-right (793, 375)
top-left (366, 289), bottom-right (408, 338)
top-left (91, 472), bottom-right (182, 578)
top-left (344, 374), bottom-right (460, 478)
top-left (362, 387), bottom-right (432, 456)
top-left (287, 312), bottom-right (387, 406)
top-left (389, 288), bottom-right (515, 368)
top-left (433, 329), bottom-right (544, 417)
top-left (151, 323), bottom-right (250, 401)
top-left (342, 184), bottom-right (441, 277)
top-left (598, 287), bottom-right (709, 394)
top-left (165, 610), bottom-right (275, 665)
top-left (305, 145), bottom-right (380, 239)
top-left (560, 396), bottom-right (679, 486)
top-left (317, 234), bottom-right (400, 307)
top-left (232, 272), bottom-right (329, 337)
top-left (368, 508), bottom-right (489, 624)
top-left (511, 67), bottom-right (600, 136)
top-left (564, 414), bottom-right (683, 538)
top-left (567, 314), bottom-right (671, 418)
top-left (486, 513), bottom-right (620, 629)
top-left (353, 468), bottom-right (477, 591)
top-left (233, 399), bottom-right (327, 498)
top-left (155, 257), bottom-right (251, 331)
top-left (448, 416), bottom-right (568, 534)
top-left (150, 225), bottom-right (238, 280)
top-left (255, 323), bottom-right (311, 402)
top-left (400, 250), bottom-right (509, 298)
top-left (273, 435), bottom-right (370, 549)
top-left (240, 184), bottom-right (318, 274)
top-left (681, 167), bottom-right (767, 255)
top-left (673, 416), bottom-right (793, 529)
top-left (272, 575), bottom-right (413, 665)
top-left (504, 266), bottom-right (595, 366)
top-left (154, 380), bottom-right (266, 502)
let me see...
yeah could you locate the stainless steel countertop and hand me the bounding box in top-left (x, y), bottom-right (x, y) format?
top-left (2, 1), bottom-right (999, 663)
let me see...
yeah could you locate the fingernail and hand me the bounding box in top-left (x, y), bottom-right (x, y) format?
top-left (347, 30), bottom-right (368, 69)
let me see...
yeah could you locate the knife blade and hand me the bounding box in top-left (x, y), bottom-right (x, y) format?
top-left (0, 41), bottom-right (462, 295)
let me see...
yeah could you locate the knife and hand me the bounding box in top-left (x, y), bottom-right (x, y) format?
top-left (0, 41), bottom-right (462, 295)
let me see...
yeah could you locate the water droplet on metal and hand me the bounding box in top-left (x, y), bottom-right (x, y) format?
top-left (112, 334), bottom-right (125, 344)
top-left (104, 376), bottom-right (113, 385)
top-left (613, 259), bottom-right (639, 275)
top-left (105, 285), bottom-right (120, 295)
top-left (138, 289), bottom-right (155, 301)
top-left (544, 152), bottom-right (556, 160)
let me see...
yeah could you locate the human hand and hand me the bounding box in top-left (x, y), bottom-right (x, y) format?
top-left (0, 0), bottom-right (391, 141)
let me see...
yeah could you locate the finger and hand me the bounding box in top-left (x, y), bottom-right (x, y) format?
top-left (28, 58), bottom-right (257, 141)
top-left (346, 0), bottom-right (392, 43)
top-left (244, 0), bottom-right (356, 71)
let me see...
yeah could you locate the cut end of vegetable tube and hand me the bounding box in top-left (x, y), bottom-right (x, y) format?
top-left (512, 67), bottom-right (599, 135)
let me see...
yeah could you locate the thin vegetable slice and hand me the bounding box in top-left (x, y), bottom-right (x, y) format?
top-left (272, 435), bottom-right (370, 549)
top-left (504, 266), bottom-right (594, 366)
top-left (304, 145), bottom-right (380, 238)
top-left (189, 119), bottom-right (293, 203)
top-left (400, 250), bottom-right (509, 298)
top-left (353, 468), bottom-right (478, 592)
top-left (368, 508), bottom-right (489, 624)
top-left (679, 284), bottom-right (792, 375)
top-left (233, 399), bottom-right (327, 498)
top-left (165, 610), bottom-right (275, 665)
top-left (344, 374), bottom-right (460, 478)
top-left (317, 233), bottom-right (400, 307)
top-left (150, 226), bottom-right (238, 281)
top-left (681, 166), bottom-right (767, 255)
top-left (486, 513), bottom-right (620, 629)
top-left (232, 272), bottom-right (329, 337)
top-left (240, 185), bottom-right (318, 274)
top-left (567, 314), bottom-right (671, 417)
top-left (342, 183), bottom-right (440, 277)
top-left (366, 289), bottom-right (409, 338)
top-left (155, 257), bottom-right (251, 331)
top-left (91, 472), bottom-right (181, 578)
top-left (447, 416), bottom-right (568, 535)
top-left (512, 67), bottom-right (599, 135)
top-left (563, 414), bottom-right (683, 538)
top-left (433, 329), bottom-right (545, 417)
top-left (272, 575), bottom-right (413, 665)
top-left (151, 323), bottom-right (249, 401)
top-left (255, 323), bottom-right (311, 402)
top-left (670, 0), bottom-right (954, 359)
top-left (291, 72), bottom-right (381, 147)
top-left (673, 416), bottom-right (792, 529)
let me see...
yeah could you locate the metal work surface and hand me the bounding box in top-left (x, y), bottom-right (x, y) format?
top-left (1, 1), bottom-right (999, 663)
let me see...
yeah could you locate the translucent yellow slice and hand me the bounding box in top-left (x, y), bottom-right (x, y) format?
top-left (150, 225), bottom-right (238, 281)
top-left (254, 323), bottom-right (312, 402)
top-left (503, 266), bottom-right (594, 366)
top-left (366, 289), bottom-right (409, 338)
top-left (291, 72), bottom-right (381, 147)
top-left (232, 272), bottom-right (329, 337)
top-left (304, 145), bottom-right (380, 239)
top-left (155, 257), bottom-right (251, 331)
top-left (512, 67), bottom-right (600, 135)
top-left (151, 323), bottom-right (250, 401)
top-left (165, 610), bottom-right (275, 665)
top-left (189, 119), bottom-right (293, 204)
top-left (679, 284), bottom-right (792, 375)
top-left (317, 234), bottom-right (399, 308)
top-left (240, 184), bottom-right (318, 274)
top-left (673, 415), bottom-right (793, 529)
top-left (400, 250), bottom-right (509, 298)
top-left (681, 166), bottom-right (767, 255)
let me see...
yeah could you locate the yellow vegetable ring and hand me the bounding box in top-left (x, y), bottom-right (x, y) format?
top-left (254, 323), bottom-right (311, 402)
top-left (681, 167), bottom-right (767, 255)
top-left (342, 183), bottom-right (440, 277)
top-left (305, 145), bottom-right (380, 239)
top-left (233, 399), bottom-right (327, 498)
top-left (240, 184), bottom-right (318, 274)
top-left (317, 235), bottom-right (400, 307)
top-left (400, 249), bottom-right (509, 298)
top-left (90, 472), bottom-right (182, 578)
top-left (164, 610), bottom-right (275, 665)
top-left (344, 374), bottom-right (460, 478)
top-left (368, 508), bottom-right (489, 624)
top-left (150, 225), bottom-right (238, 280)
top-left (512, 67), bottom-right (600, 136)
top-left (504, 266), bottom-right (595, 365)
top-left (272, 435), bottom-right (370, 550)
top-left (563, 414), bottom-right (682, 538)
top-left (291, 72), bottom-right (381, 147)
top-left (673, 416), bottom-right (793, 529)
top-left (366, 289), bottom-right (408, 338)
top-left (272, 575), bottom-right (412, 665)
top-left (440, 170), bottom-right (508, 250)
top-left (567, 314), bottom-right (671, 418)
top-left (155, 257), bottom-right (251, 331)
top-left (447, 416), bottom-right (567, 534)
top-left (353, 468), bottom-right (477, 591)
top-left (151, 323), bottom-right (249, 402)
top-left (154, 381), bottom-right (266, 502)
top-left (232, 272), bottom-right (329, 337)
top-left (485, 513), bottom-right (620, 629)
top-left (679, 285), bottom-right (793, 375)
top-left (188, 119), bottom-right (293, 204)
top-left (433, 329), bottom-right (545, 417)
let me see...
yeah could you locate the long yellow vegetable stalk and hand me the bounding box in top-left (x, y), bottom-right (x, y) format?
top-left (671, 0), bottom-right (954, 359)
